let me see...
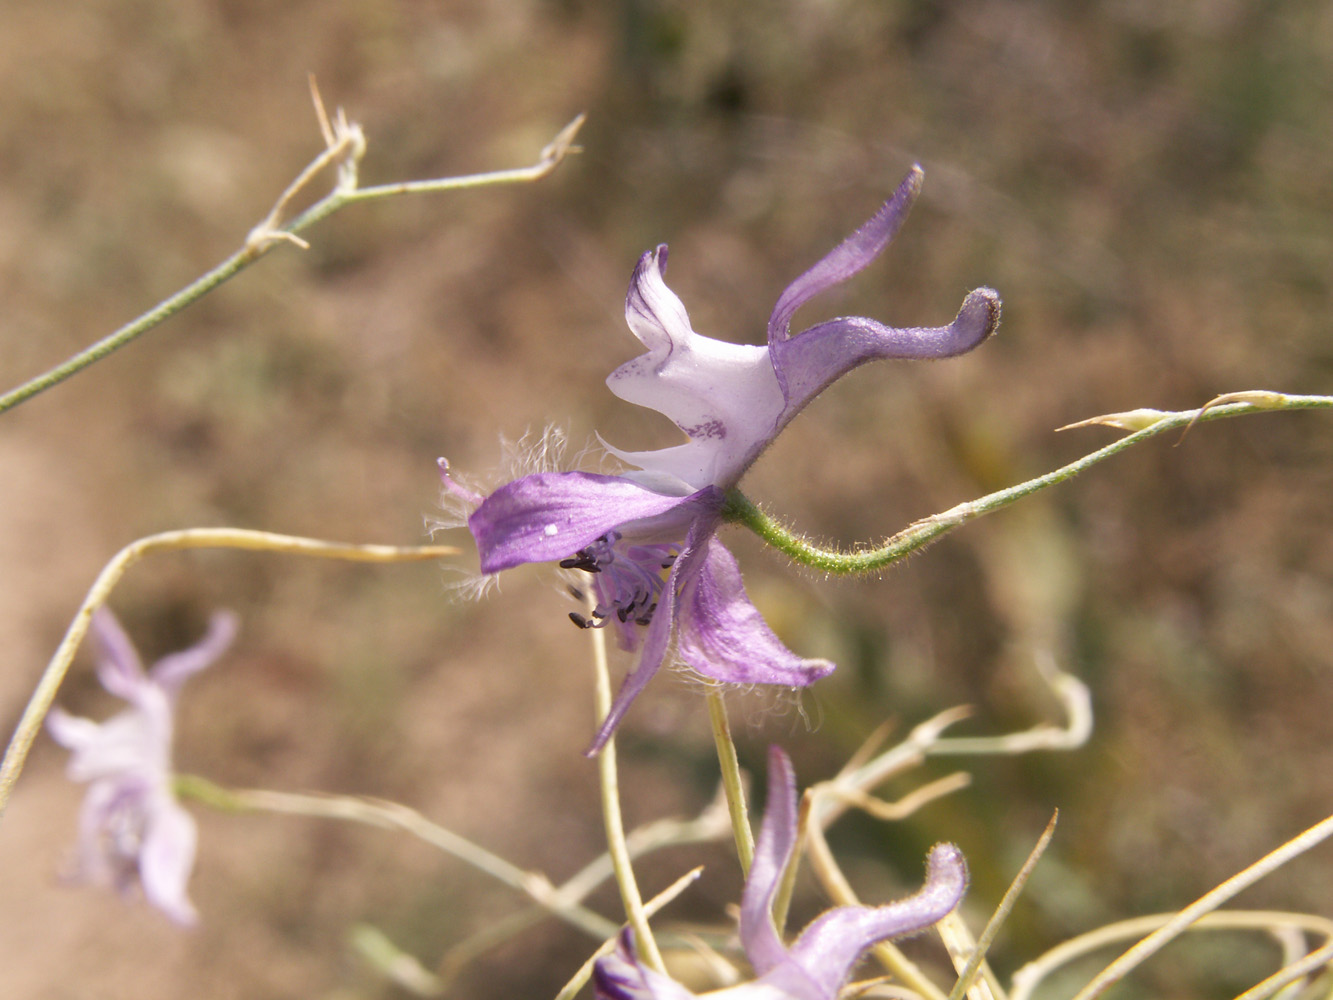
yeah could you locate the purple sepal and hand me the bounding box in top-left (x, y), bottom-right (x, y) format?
top-left (767, 166), bottom-right (924, 347)
top-left (677, 541), bottom-right (834, 688)
top-left (469, 472), bottom-right (714, 574)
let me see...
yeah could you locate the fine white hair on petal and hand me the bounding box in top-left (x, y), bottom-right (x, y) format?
top-left (499, 425), bottom-right (570, 480)
top-left (438, 562), bottom-right (502, 603)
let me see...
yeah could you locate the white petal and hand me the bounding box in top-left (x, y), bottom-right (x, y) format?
top-left (609, 248), bottom-right (785, 491)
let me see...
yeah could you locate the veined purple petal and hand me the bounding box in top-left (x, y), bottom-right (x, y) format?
top-left (768, 167), bottom-right (924, 348)
top-left (779, 843), bottom-right (967, 998)
top-left (583, 511), bottom-right (720, 756)
top-left (468, 472), bottom-right (715, 574)
top-left (151, 611), bottom-right (239, 698)
top-left (676, 541), bottom-right (835, 688)
top-left (740, 748), bottom-right (801, 976)
top-left (770, 286), bottom-right (1000, 430)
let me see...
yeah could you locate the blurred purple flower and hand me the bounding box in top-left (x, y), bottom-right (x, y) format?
top-left (46, 607), bottom-right (237, 925)
top-left (444, 168), bottom-right (999, 753)
top-left (594, 747), bottom-right (968, 1000)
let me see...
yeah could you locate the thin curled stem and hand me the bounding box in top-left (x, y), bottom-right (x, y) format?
top-left (1066, 811), bottom-right (1333, 1000)
top-left (1010, 910), bottom-right (1333, 1000)
top-left (723, 392), bottom-right (1333, 575)
top-left (0, 87), bottom-right (583, 417)
top-left (0, 528), bottom-right (457, 820)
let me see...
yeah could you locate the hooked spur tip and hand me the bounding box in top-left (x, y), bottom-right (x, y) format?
top-left (956, 286), bottom-right (1002, 348)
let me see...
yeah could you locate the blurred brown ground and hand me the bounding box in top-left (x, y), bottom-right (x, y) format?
top-left (1, 1), bottom-right (1331, 998)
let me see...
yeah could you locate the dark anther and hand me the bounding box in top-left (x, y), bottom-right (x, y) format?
top-left (569, 612), bottom-right (591, 629)
top-left (559, 550), bottom-right (602, 573)
top-left (617, 607), bottom-right (629, 623)
top-left (568, 586), bottom-right (585, 601)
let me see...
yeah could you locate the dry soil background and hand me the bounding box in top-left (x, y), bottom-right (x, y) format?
top-left (1, 2), bottom-right (1331, 998)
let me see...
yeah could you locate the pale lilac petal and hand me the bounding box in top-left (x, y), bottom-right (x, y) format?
top-left (770, 287), bottom-right (1000, 431)
top-left (151, 611), bottom-right (238, 697)
top-left (740, 747), bottom-right (801, 976)
top-left (623, 245), bottom-right (693, 353)
top-left (676, 541), bottom-right (835, 688)
top-left (593, 931), bottom-right (696, 1000)
top-left (606, 247), bottom-right (785, 492)
top-left (90, 607), bottom-right (148, 702)
top-left (45, 708), bottom-right (100, 754)
top-left (768, 167), bottom-right (924, 347)
top-left (57, 707), bottom-right (165, 783)
top-left (138, 792), bottom-right (199, 926)
top-left (583, 513), bottom-right (719, 756)
top-left (779, 843), bottom-right (967, 997)
top-left (468, 473), bottom-right (713, 574)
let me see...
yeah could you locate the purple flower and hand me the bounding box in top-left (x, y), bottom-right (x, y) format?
top-left (593, 747), bottom-right (968, 999)
top-left (46, 607), bottom-right (237, 925)
top-left (443, 168), bottom-right (999, 753)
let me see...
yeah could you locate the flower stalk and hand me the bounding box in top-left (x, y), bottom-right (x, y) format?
top-left (704, 687), bottom-right (755, 874)
top-left (723, 391), bottom-right (1333, 575)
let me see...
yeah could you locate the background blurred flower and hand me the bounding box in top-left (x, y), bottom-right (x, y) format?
top-left (46, 608), bottom-right (237, 925)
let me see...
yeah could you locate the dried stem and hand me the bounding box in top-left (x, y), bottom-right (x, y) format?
top-left (0, 84), bottom-right (583, 417)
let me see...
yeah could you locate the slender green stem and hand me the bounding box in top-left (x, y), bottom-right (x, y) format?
top-left (0, 527), bottom-right (457, 820)
top-left (588, 609), bottom-right (666, 973)
top-left (0, 112), bottom-right (583, 417)
top-left (723, 392), bottom-right (1333, 575)
top-left (705, 687), bottom-right (755, 874)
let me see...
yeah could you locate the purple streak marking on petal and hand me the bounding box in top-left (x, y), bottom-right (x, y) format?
top-left (593, 931), bottom-right (697, 1000)
top-left (624, 245), bottom-right (690, 354)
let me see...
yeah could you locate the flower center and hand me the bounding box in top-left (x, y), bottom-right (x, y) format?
top-left (98, 782), bottom-right (152, 885)
top-left (561, 531), bottom-right (679, 631)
